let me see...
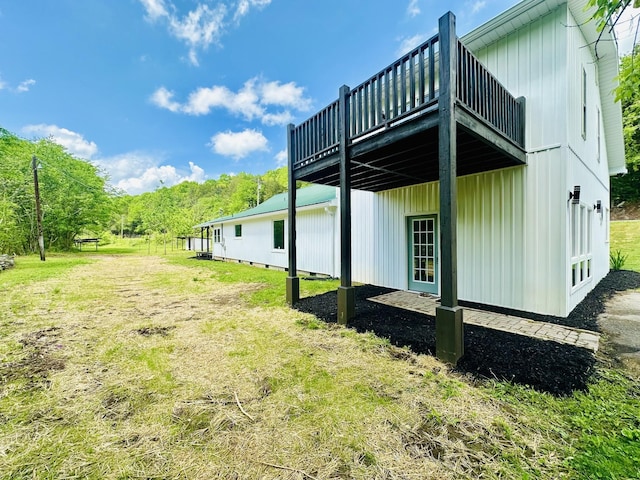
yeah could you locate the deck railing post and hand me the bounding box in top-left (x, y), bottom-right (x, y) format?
top-left (337, 84), bottom-right (355, 325)
top-left (286, 123), bottom-right (300, 305)
top-left (516, 96), bottom-right (526, 148)
top-left (436, 11), bottom-right (464, 365)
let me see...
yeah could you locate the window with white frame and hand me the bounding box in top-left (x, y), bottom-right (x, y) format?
top-left (213, 228), bottom-right (221, 243)
top-left (596, 106), bottom-right (601, 162)
top-left (581, 67), bottom-right (587, 139)
top-left (571, 203), bottom-right (593, 288)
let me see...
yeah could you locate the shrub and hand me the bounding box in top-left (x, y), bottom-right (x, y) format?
top-left (610, 249), bottom-right (628, 270)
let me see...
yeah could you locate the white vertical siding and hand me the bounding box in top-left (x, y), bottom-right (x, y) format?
top-left (373, 183), bottom-right (440, 290)
top-left (371, 160), bottom-right (567, 316)
top-left (472, 5), bottom-right (567, 152)
top-left (350, 189), bottom-right (376, 283)
top-left (297, 208), bottom-right (338, 276)
top-left (457, 150), bottom-right (569, 316)
top-left (563, 8), bottom-right (611, 313)
top-left (213, 207), bottom-right (336, 276)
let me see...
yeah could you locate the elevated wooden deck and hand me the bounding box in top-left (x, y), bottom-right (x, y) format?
top-left (289, 29), bottom-right (526, 192)
top-left (286, 12), bottom-right (527, 363)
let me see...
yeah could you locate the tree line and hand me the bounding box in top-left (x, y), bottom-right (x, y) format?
top-left (111, 168), bottom-right (290, 240)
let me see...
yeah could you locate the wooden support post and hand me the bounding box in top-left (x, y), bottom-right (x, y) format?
top-left (337, 84), bottom-right (355, 324)
top-left (436, 12), bottom-right (463, 364)
top-left (516, 96), bottom-right (526, 148)
top-left (31, 156), bottom-right (45, 261)
top-left (286, 124), bottom-right (300, 305)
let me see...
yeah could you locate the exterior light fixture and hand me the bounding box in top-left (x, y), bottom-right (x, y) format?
top-left (569, 186), bottom-right (581, 204)
top-left (594, 200), bottom-right (602, 213)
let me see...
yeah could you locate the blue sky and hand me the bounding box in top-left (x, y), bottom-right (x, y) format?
top-left (1, 0), bottom-right (637, 194)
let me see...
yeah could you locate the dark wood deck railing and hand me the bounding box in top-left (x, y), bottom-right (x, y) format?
top-left (456, 41), bottom-right (525, 146)
top-left (291, 100), bottom-right (339, 169)
top-left (348, 34), bottom-right (439, 140)
top-left (291, 32), bottom-right (524, 171)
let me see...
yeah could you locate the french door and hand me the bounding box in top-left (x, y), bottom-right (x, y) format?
top-left (407, 215), bottom-right (438, 294)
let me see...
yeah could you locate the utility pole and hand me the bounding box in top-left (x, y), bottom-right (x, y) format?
top-left (256, 178), bottom-right (262, 205)
top-left (31, 155), bottom-right (45, 261)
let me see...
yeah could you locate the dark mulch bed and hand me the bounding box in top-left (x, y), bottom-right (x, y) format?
top-left (295, 270), bottom-right (640, 396)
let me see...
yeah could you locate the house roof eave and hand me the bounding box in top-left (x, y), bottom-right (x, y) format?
top-left (463, 0), bottom-right (625, 176)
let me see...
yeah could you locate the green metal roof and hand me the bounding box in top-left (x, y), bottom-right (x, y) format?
top-left (194, 184), bottom-right (337, 228)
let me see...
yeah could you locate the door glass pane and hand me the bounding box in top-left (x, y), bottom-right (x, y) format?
top-left (411, 216), bottom-right (436, 285)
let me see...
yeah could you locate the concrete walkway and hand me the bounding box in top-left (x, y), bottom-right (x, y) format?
top-left (368, 291), bottom-right (600, 352)
top-left (598, 290), bottom-right (640, 372)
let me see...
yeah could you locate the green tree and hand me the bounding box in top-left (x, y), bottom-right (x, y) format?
top-left (0, 128), bottom-right (115, 253)
top-left (588, 0), bottom-right (639, 100)
top-left (611, 45), bottom-right (640, 202)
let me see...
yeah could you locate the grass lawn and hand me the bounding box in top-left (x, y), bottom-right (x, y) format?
top-left (611, 220), bottom-right (640, 272)
top-left (0, 247), bottom-right (639, 478)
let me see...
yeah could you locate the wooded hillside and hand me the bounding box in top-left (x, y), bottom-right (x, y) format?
top-left (112, 167), bottom-right (291, 239)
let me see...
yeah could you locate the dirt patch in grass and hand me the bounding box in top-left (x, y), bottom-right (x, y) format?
top-left (0, 327), bottom-right (66, 388)
top-left (611, 202), bottom-right (640, 220)
top-left (134, 326), bottom-right (176, 337)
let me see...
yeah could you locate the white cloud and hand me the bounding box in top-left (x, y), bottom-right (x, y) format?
top-left (614, 6), bottom-right (640, 55)
top-left (150, 86), bottom-right (181, 112)
top-left (259, 80), bottom-right (312, 110)
top-left (262, 111), bottom-right (294, 126)
top-left (183, 78), bottom-right (263, 119)
top-left (17, 79), bottom-right (36, 93)
top-left (234, 0), bottom-right (271, 22)
top-left (209, 129), bottom-right (268, 160)
top-left (185, 161), bottom-right (206, 182)
top-left (275, 149), bottom-right (288, 167)
top-left (140, 0), bottom-right (168, 21)
top-left (407, 0), bottom-right (420, 18)
top-left (396, 33), bottom-right (429, 56)
top-left (152, 77), bottom-right (312, 126)
top-left (140, 0), bottom-right (270, 66)
top-left (96, 152), bottom-right (207, 194)
top-left (22, 124), bottom-right (98, 159)
top-left (168, 3), bottom-right (226, 66)
top-left (19, 123), bottom-right (207, 195)
top-left (0, 76), bottom-right (36, 93)
top-left (470, 0), bottom-right (486, 14)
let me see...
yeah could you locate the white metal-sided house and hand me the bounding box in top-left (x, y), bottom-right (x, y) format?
top-left (282, 0), bottom-right (625, 362)
top-left (192, 184), bottom-right (373, 278)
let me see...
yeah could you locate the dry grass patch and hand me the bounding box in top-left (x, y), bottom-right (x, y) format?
top-left (0, 254), bottom-right (565, 479)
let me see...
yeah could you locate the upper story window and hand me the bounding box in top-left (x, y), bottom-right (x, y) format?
top-left (596, 107), bottom-right (601, 162)
top-left (581, 67), bottom-right (587, 139)
top-left (235, 224), bottom-right (242, 237)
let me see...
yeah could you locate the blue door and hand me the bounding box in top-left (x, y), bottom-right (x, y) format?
top-left (407, 215), bottom-right (438, 294)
